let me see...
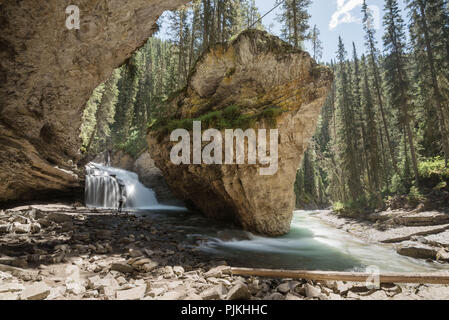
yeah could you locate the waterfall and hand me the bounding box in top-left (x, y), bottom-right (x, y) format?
top-left (85, 162), bottom-right (163, 210)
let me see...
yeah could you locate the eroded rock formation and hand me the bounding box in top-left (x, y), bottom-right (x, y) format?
top-left (148, 30), bottom-right (333, 236)
top-left (0, 0), bottom-right (187, 202)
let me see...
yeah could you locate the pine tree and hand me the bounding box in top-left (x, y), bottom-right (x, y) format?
top-left (361, 54), bottom-right (382, 195)
top-left (111, 58), bottom-right (140, 147)
top-left (362, 0), bottom-right (401, 178)
top-left (310, 25), bottom-right (323, 61)
top-left (383, 0), bottom-right (420, 185)
top-left (278, 0), bottom-right (312, 49)
top-left (168, 6), bottom-right (191, 87)
top-left (407, 0), bottom-right (449, 166)
top-left (336, 37), bottom-right (364, 203)
top-left (87, 69), bottom-right (120, 154)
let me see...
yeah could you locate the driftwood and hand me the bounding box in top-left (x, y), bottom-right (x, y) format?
top-left (231, 267), bottom-right (449, 285)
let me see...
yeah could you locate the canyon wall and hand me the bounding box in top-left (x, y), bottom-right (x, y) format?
top-left (0, 0), bottom-right (187, 202)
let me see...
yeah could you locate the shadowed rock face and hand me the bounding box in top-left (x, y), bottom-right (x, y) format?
top-left (148, 30), bottom-right (333, 236)
top-left (0, 0), bottom-right (188, 202)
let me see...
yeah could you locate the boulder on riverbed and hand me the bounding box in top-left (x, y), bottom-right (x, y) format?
top-left (396, 241), bottom-right (439, 260)
top-left (148, 30), bottom-right (333, 236)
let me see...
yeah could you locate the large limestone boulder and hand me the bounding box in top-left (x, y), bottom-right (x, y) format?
top-left (0, 0), bottom-right (188, 202)
top-left (148, 30), bottom-right (333, 236)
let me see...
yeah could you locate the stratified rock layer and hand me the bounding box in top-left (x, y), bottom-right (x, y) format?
top-left (0, 0), bottom-right (187, 202)
top-left (148, 30), bottom-right (333, 236)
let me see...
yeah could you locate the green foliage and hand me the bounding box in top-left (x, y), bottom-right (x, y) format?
top-left (418, 157), bottom-right (449, 179)
top-left (332, 201), bottom-right (345, 214)
top-left (118, 127), bottom-right (148, 158)
top-left (259, 106), bottom-right (284, 128)
top-left (150, 104), bottom-right (283, 138)
top-left (407, 186), bottom-right (424, 205)
top-left (418, 157), bottom-right (449, 190)
top-left (390, 173), bottom-right (407, 195)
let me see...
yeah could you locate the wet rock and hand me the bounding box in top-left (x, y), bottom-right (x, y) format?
top-left (227, 283), bottom-right (250, 300)
top-left (21, 282), bottom-right (51, 300)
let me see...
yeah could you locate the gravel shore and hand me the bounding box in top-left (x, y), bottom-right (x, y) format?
top-left (0, 204), bottom-right (448, 300)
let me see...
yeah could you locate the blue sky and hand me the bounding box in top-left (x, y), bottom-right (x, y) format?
top-left (158, 0), bottom-right (409, 63)
top-left (256, 0), bottom-right (408, 62)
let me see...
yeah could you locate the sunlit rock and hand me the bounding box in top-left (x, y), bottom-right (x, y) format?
top-left (148, 30), bottom-right (333, 236)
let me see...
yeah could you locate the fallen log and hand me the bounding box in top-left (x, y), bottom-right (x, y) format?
top-left (231, 267), bottom-right (449, 285)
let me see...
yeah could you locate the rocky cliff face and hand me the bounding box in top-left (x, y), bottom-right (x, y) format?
top-left (0, 0), bottom-right (187, 203)
top-left (148, 30), bottom-right (333, 236)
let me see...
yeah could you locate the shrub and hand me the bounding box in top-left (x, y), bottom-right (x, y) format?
top-left (418, 157), bottom-right (449, 190)
top-left (408, 186), bottom-right (424, 206)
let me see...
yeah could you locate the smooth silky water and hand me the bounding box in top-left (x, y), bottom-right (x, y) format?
top-left (86, 164), bottom-right (448, 273)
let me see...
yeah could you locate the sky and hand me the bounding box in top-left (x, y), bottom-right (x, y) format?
top-left (158, 0), bottom-right (409, 63)
top-left (255, 0), bottom-right (408, 62)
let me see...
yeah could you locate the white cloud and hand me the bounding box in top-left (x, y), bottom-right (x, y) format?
top-left (329, 0), bottom-right (364, 30)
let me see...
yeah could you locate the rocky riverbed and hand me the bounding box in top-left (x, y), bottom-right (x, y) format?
top-left (0, 204), bottom-right (448, 300)
top-left (316, 209), bottom-right (449, 264)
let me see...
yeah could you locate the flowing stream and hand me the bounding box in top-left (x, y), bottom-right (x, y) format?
top-left (86, 164), bottom-right (447, 273)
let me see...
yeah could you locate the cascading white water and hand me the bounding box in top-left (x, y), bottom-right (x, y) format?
top-left (85, 162), bottom-right (182, 211)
